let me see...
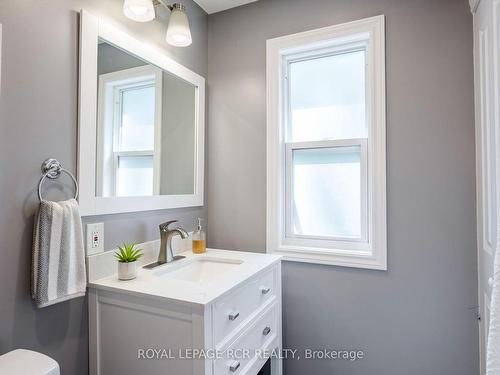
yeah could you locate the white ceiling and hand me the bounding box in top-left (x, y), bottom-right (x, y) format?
top-left (193, 0), bottom-right (258, 14)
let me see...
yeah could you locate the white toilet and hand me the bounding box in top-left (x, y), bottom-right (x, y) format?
top-left (0, 349), bottom-right (60, 375)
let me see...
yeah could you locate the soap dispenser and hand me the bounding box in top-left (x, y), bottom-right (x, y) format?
top-left (192, 218), bottom-right (206, 254)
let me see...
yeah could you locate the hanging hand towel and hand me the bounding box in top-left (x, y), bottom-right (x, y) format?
top-left (31, 198), bottom-right (86, 308)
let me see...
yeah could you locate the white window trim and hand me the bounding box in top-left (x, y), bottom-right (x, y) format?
top-left (96, 65), bottom-right (163, 197)
top-left (266, 15), bottom-right (387, 270)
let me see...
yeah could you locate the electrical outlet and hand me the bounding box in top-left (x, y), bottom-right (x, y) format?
top-left (86, 223), bottom-right (104, 255)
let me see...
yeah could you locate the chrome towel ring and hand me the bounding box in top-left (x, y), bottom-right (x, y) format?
top-left (38, 158), bottom-right (79, 201)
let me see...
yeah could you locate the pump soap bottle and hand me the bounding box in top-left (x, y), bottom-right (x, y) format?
top-left (192, 218), bottom-right (206, 254)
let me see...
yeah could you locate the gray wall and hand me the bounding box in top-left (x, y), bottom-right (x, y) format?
top-left (97, 42), bottom-right (146, 75)
top-left (0, 1), bottom-right (207, 374)
top-left (0, 0), bottom-right (478, 374)
top-left (207, 0), bottom-right (478, 374)
top-left (161, 73), bottom-right (196, 195)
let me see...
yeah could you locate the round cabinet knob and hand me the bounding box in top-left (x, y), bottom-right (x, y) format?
top-left (489, 277), bottom-right (494, 287)
top-left (262, 326), bottom-right (271, 336)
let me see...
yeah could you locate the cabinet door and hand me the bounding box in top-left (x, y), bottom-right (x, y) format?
top-left (474, 0), bottom-right (500, 373)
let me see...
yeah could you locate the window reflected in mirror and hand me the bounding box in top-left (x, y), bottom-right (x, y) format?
top-left (96, 40), bottom-right (196, 197)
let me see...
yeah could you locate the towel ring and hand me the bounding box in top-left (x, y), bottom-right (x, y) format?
top-left (38, 158), bottom-right (79, 201)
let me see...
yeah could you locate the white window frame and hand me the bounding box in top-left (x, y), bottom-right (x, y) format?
top-left (97, 65), bottom-right (163, 197)
top-left (266, 15), bottom-right (387, 270)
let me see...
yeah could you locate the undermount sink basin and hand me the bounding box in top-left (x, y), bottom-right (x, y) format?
top-left (154, 257), bottom-right (243, 283)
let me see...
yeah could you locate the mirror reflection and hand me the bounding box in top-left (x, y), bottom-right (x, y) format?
top-left (96, 40), bottom-right (196, 197)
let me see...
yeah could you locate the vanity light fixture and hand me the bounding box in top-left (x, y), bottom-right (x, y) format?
top-left (123, 0), bottom-right (192, 47)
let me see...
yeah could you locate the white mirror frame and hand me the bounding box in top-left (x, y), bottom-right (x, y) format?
top-left (78, 10), bottom-right (205, 216)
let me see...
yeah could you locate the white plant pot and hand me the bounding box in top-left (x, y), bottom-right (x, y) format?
top-left (118, 261), bottom-right (138, 280)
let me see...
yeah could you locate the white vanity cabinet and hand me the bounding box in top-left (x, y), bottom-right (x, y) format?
top-left (88, 249), bottom-right (282, 375)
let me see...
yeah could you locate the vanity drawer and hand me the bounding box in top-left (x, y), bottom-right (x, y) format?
top-left (214, 303), bottom-right (278, 375)
top-left (212, 266), bottom-right (276, 348)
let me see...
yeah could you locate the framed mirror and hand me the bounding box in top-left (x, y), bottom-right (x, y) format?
top-left (78, 11), bottom-right (205, 216)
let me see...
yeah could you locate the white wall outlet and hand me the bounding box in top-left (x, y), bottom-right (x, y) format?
top-left (86, 223), bottom-right (104, 256)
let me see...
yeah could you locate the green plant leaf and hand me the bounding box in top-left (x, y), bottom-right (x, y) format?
top-left (114, 242), bottom-right (144, 263)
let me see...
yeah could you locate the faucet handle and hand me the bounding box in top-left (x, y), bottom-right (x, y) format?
top-left (159, 220), bottom-right (178, 232)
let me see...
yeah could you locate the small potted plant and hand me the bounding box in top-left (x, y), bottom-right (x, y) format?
top-left (115, 242), bottom-right (143, 280)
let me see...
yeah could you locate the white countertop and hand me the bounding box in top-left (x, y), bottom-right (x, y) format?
top-left (88, 248), bottom-right (281, 307)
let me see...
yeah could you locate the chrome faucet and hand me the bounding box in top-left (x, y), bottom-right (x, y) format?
top-left (144, 220), bottom-right (188, 269)
top-left (158, 220), bottom-right (188, 263)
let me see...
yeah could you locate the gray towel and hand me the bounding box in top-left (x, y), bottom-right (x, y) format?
top-left (31, 198), bottom-right (87, 308)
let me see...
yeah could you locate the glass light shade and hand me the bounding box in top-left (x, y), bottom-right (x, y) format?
top-left (166, 5), bottom-right (192, 47)
top-left (123, 0), bottom-right (155, 22)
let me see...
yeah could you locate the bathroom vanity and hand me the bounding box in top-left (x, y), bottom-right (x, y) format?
top-left (87, 249), bottom-right (282, 375)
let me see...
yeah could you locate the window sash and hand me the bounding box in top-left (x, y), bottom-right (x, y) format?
top-left (113, 151), bottom-right (156, 196)
top-left (112, 81), bottom-right (160, 195)
top-left (112, 81), bottom-right (156, 153)
top-left (282, 43), bottom-right (369, 247)
top-left (100, 68), bottom-right (163, 196)
top-left (284, 138), bottom-right (369, 247)
top-left (282, 43), bottom-right (369, 144)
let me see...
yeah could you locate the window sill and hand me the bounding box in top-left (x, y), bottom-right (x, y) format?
top-left (269, 246), bottom-right (387, 270)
